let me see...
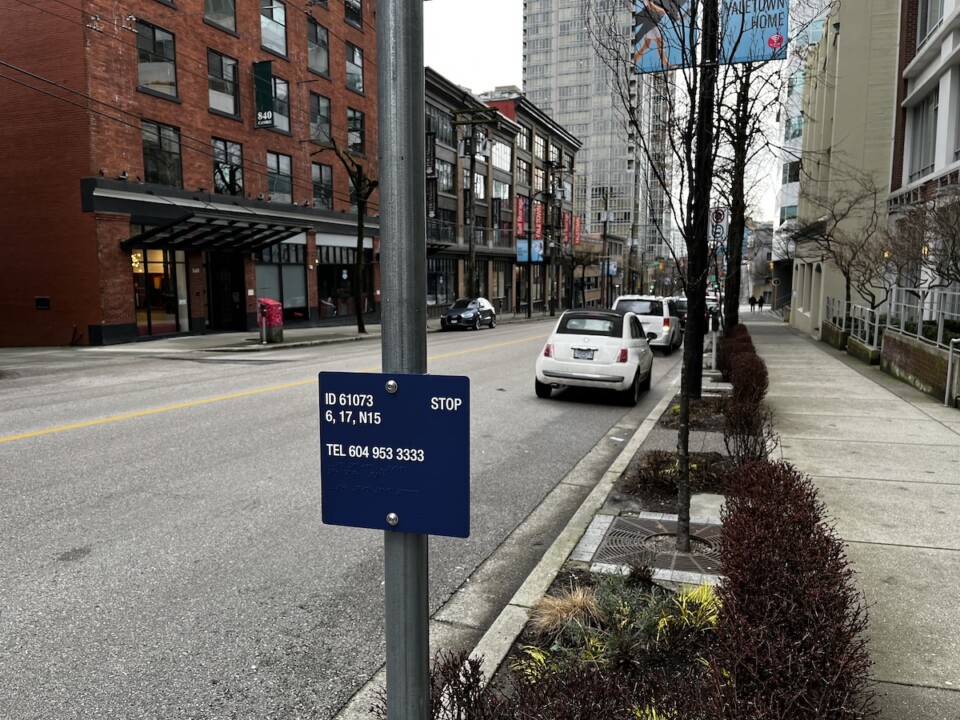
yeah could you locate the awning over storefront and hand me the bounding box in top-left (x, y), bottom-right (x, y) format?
top-left (80, 177), bottom-right (379, 253)
top-left (120, 208), bottom-right (312, 252)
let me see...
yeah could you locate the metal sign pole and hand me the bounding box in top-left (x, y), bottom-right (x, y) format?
top-left (378, 0), bottom-right (429, 718)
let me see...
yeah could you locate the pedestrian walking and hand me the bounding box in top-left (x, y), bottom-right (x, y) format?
top-left (757, 295), bottom-right (764, 312)
top-left (749, 296), bottom-right (757, 313)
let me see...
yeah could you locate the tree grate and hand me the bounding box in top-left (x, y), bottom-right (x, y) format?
top-left (593, 516), bottom-right (722, 575)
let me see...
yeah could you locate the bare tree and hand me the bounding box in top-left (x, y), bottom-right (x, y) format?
top-left (919, 194), bottom-right (960, 287)
top-left (313, 139), bottom-right (378, 334)
top-left (792, 165), bottom-right (888, 315)
top-left (587, 0), bottom-right (825, 550)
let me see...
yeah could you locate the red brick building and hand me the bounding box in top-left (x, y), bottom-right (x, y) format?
top-left (0, 0), bottom-right (379, 345)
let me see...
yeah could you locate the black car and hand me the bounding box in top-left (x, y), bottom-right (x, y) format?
top-left (440, 297), bottom-right (497, 330)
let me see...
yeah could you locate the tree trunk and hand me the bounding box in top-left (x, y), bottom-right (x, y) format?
top-left (354, 199), bottom-right (367, 335)
top-left (723, 66), bottom-right (752, 334)
top-left (677, 0), bottom-right (720, 553)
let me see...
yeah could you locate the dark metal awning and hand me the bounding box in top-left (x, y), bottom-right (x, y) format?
top-left (121, 208), bottom-right (313, 252)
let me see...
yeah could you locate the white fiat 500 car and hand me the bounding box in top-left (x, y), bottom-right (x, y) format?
top-left (535, 309), bottom-right (655, 406)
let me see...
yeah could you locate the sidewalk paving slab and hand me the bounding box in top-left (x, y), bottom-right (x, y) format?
top-left (745, 312), bottom-right (960, 719)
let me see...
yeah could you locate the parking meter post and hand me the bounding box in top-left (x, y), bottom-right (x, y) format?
top-left (710, 309), bottom-right (719, 370)
top-left (259, 302), bottom-right (267, 345)
top-left (378, 2), bottom-right (430, 718)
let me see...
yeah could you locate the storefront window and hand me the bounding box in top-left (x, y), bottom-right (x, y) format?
top-left (316, 245), bottom-right (374, 318)
top-left (255, 240), bottom-right (307, 321)
top-left (427, 257), bottom-right (456, 306)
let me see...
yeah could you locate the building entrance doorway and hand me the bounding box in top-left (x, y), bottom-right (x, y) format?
top-left (132, 249), bottom-right (188, 336)
top-left (207, 252), bottom-right (247, 330)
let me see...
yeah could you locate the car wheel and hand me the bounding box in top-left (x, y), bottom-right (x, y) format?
top-left (662, 342), bottom-right (673, 356)
top-left (535, 379), bottom-right (552, 398)
top-left (472, 316), bottom-right (480, 330)
top-left (640, 368), bottom-right (652, 392)
top-left (620, 372), bottom-right (641, 406)
top-left (489, 314), bottom-right (497, 329)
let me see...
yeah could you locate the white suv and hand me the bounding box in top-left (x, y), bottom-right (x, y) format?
top-left (611, 295), bottom-right (683, 354)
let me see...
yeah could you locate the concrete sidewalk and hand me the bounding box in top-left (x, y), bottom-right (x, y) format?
top-left (745, 310), bottom-right (960, 719)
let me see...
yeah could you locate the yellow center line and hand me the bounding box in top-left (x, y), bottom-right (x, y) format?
top-left (0, 331), bottom-right (550, 444)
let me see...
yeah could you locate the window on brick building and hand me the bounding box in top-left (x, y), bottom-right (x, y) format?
top-left (312, 163), bottom-right (333, 209)
top-left (347, 108), bottom-right (365, 154)
top-left (517, 125), bottom-right (531, 151)
top-left (136, 21), bottom-right (177, 98)
top-left (267, 151), bottom-right (292, 203)
top-left (260, 0), bottom-right (287, 56)
top-left (436, 159), bottom-right (454, 192)
top-left (345, 0), bottom-right (362, 28)
top-left (272, 76), bottom-right (290, 132)
top-left (204, 0), bottom-right (236, 31)
top-left (207, 50), bottom-right (239, 115)
top-left (310, 93), bottom-right (331, 145)
top-left (346, 43), bottom-right (364, 93)
top-left (517, 157), bottom-right (531, 187)
top-left (141, 120), bottom-right (182, 188)
top-left (307, 18), bottom-right (329, 75)
top-left (425, 104), bottom-right (454, 146)
top-left (212, 138), bottom-right (243, 195)
top-left (534, 134), bottom-right (546, 160)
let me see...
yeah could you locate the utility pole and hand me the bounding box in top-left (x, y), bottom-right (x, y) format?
top-left (378, 0), bottom-right (428, 717)
top-left (453, 107), bottom-right (498, 298)
top-left (601, 187), bottom-right (609, 307)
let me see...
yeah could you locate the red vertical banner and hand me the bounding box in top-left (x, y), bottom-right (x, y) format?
top-left (574, 215), bottom-right (582, 245)
top-left (515, 195), bottom-right (527, 237)
top-left (533, 202), bottom-right (544, 240)
top-left (562, 211), bottom-right (571, 244)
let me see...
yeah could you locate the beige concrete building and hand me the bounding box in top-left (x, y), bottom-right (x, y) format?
top-left (790, 0), bottom-right (899, 337)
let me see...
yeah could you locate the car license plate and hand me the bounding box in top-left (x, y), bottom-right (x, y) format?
top-left (573, 348), bottom-right (594, 360)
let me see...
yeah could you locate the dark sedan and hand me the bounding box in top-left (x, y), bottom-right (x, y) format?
top-left (440, 297), bottom-right (497, 330)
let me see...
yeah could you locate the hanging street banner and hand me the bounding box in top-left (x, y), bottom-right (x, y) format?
top-left (633, 0), bottom-right (789, 73)
top-left (633, 0), bottom-right (695, 74)
top-left (721, 0), bottom-right (789, 65)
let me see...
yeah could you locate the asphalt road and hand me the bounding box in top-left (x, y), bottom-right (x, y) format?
top-left (0, 320), bottom-right (681, 719)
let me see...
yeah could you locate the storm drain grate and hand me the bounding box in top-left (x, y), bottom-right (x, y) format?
top-left (594, 516), bottom-right (722, 575)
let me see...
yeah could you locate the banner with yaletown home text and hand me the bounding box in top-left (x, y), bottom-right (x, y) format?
top-left (721, 0), bottom-right (788, 65)
top-left (633, 0), bottom-right (788, 74)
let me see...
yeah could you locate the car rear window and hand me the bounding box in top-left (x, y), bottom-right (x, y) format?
top-left (558, 315), bottom-right (622, 337)
top-left (676, 300), bottom-right (688, 312)
top-left (615, 299), bottom-right (662, 316)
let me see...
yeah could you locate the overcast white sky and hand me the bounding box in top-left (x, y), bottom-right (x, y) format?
top-left (423, 0), bottom-right (524, 94)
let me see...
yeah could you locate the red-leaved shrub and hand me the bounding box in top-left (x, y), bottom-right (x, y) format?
top-left (718, 335), bottom-right (756, 381)
top-left (729, 352), bottom-right (769, 405)
top-left (705, 461), bottom-right (877, 719)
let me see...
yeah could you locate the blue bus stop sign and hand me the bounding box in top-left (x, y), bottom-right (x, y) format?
top-left (319, 371), bottom-right (470, 538)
